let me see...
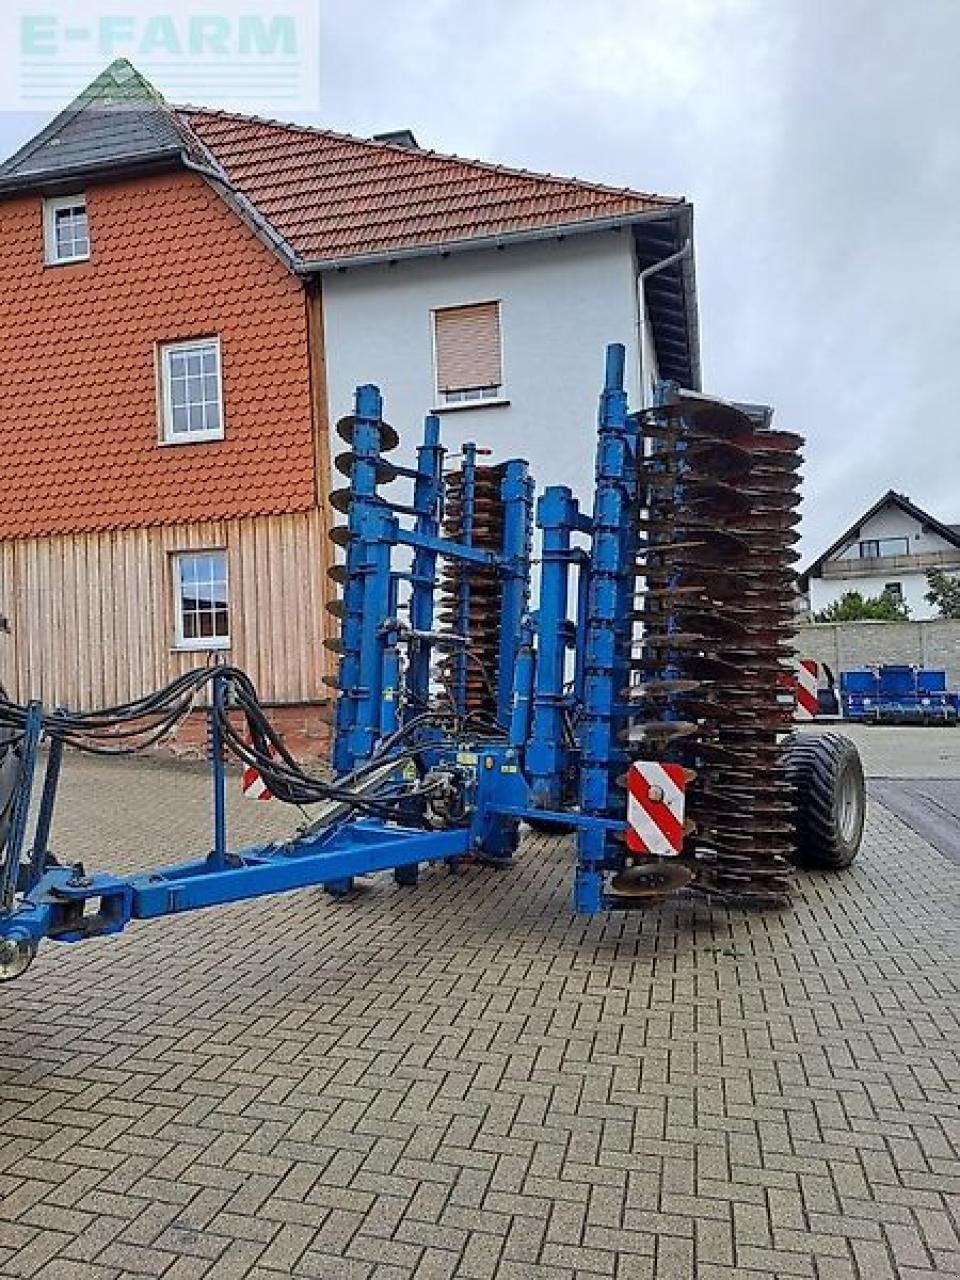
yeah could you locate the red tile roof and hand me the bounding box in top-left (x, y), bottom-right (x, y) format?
top-left (179, 109), bottom-right (680, 265)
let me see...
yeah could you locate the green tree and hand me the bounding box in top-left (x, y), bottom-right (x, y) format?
top-left (813, 589), bottom-right (910, 623)
top-left (924, 568), bottom-right (960, 619)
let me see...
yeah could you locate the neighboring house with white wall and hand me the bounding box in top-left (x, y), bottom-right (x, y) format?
top-left (800, 491), bottom-right (960, 620)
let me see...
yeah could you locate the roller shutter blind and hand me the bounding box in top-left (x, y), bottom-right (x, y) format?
top-left (434, 302), bottom-right (502, 393)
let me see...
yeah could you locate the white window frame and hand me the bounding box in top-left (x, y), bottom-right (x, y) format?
top-left (43, 193), bottom-right (90, 265)
top-left (158, 337), bottom-right (225, 445)
top-left (431, 300), bottom-right (507, 410)
top-left (172, 549), bottom-right (231, 651)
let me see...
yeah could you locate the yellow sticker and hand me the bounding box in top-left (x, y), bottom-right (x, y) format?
top-left (457, 752), bottom-right (478, 766)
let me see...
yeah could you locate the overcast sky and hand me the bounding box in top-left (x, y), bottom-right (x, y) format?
top-left (1, 0), bottom-right (957, 561)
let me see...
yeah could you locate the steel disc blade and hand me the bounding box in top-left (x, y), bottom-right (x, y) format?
top-left (620, 720), bottom-right (700, 744)
top-left (684, 438), bottom-right (754, 479)
top-left (334, 451), bottom-right (397, 484)
top-left (678, 611), bottom-right (749, 639)
top-left (622, 678), bottom-right (705, 700)
top-left (335, 414), bottom-right (400, 453)
top-left (610, 860), bottom-right (696, 897)
top-left (639, 632), bottom-right (711, 650)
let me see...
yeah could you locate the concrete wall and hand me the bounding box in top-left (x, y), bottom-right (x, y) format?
top-left (795, 619), bottom-right (960, 687)
top-left (322, 231), bottom-right (647, 507)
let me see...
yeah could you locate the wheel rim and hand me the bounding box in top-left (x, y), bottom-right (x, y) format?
top-left (837, 764), bottom-right (861, 843)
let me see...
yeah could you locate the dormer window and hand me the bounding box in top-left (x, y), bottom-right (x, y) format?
top-left (43, 194), bottom-right (90, 265)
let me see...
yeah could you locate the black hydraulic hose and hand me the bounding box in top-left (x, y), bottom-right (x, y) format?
top-left (0, 665), bottom-right (462, 818)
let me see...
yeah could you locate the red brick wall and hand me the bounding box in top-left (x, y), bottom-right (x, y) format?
top-left (168, 703), bottom-right (333, 764)
top-left (0, 170), bottom-right (317, 539)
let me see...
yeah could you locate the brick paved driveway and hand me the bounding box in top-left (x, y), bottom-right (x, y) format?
top-left (1, 753), bottom-right (958, 1280)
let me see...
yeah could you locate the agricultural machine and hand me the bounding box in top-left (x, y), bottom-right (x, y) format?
top-left (840, 664), bottom-right (959, 725)
top-left (0, 345), bottom-right (866, 982)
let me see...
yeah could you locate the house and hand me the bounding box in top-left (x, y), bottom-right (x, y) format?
top-left (0, 59), bottom-right (699, 737)
top-left (799, 491), bottom-right (960, 620)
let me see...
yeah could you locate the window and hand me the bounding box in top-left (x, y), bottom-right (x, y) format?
top-left (884, 582), bottom-right (904, 602)
top-left (43, 194), bottom-right (90, 264)
top-left (433, 301), bottom-right (503, 405)
top-left (173, 551), bottom-right (230, 649)
top-left (857, 537), bottom-right (909, 559)
top-left (159, 338), bottom-right (224, 443)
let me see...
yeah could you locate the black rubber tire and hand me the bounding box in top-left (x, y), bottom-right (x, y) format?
top-left (780, 731), bottom-right (865, 869)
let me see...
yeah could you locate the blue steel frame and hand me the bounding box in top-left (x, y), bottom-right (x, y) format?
top-left (0, 347), bottom-right (656, 976)
top-left (331, 396), bottom-right (535, 767)
top-left (525, 485), bottom-right (591, 812)
top-left (574, 345), bottom-right (640, 912)
top-left (0, 720), bottom-right (542, 960)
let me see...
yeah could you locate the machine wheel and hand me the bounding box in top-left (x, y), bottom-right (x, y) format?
top-left (394, 863), bottom-right (419, 887)
top-left (780, 732), bottom-right (865, 869)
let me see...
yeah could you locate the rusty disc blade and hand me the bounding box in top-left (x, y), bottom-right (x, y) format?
top-left (335, 414), bottom-right (400, 453)
top-left (621, 720), bottom-right (700, 744)
top-left (610, 860), bottom-right (696, 897)
top-left (334, 451), bottom-right (397, 484)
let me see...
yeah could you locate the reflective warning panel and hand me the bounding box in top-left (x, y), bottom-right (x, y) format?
top-left (795, 658), bottom-right (819, 721)
top-left (626, 761), bottom-right (689, 856)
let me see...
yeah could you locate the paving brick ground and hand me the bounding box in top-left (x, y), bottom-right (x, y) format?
top-left (1, 753), bottom-right (958, 1279)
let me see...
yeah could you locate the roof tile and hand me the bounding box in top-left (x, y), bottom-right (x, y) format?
top-left (0, 170), bottom-right (317, 539)
top-left (179, 109), bottom-right (679, 264)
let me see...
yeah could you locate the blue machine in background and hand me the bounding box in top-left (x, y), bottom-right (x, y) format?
top-left (840, 664), bottom-right (959, 724)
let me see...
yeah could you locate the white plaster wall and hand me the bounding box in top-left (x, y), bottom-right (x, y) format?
top-left (321, 232), bottom-right (649, 508)
top-left (835, 503), bottom-right (954, 559)
top-left (809, 571), bottom-right (935, 619)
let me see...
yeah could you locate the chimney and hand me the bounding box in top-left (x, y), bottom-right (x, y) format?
top-left (372, 129), bottom-right (420, 150)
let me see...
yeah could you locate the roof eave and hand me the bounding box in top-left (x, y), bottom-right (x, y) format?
top-left (0, 148), bottom-right (184, 198)
top-left (293, 204), bottom-right (683, 273)
top-left (294, 201), bottom-right (699, 390)
top-left (633, 201), bottom-right (700, 390)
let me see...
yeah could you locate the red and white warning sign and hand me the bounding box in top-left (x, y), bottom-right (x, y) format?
top-left (625, 761), bottom-right (689, 856)
top-left (241, 741), bottom-right (278, 802)
top-left (241, 764), bottom-right (272, 801)
top-left (794, 658), bottom-right (819, 722)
